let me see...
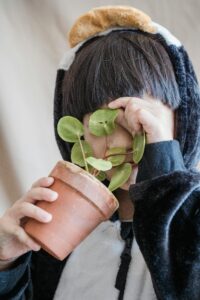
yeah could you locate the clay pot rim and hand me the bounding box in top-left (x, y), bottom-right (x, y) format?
top-left (57, 160), bottom-right (119, 208)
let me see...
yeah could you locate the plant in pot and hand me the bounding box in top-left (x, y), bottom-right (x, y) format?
top-left (23, 108), bottom-right (146, 260)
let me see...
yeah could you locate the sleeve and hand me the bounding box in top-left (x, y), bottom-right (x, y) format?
top-left (0, 248), bottom-right (69, 300)
top-left (128, 139), bottom-right (200, 300)
top-left (0, 251), bottom-right (33, 299)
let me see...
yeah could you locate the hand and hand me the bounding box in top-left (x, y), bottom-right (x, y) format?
top-left (0, 177), bottom-right (58, 263)
top-left (108, 95), bottom-right (175, 144)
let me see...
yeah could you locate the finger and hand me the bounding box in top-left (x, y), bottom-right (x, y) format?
top-left (115, 106), bottom-right (142, 136)
top-left (108, 97), bottom-right (132, 109)
top-left (19, 187), bottom-right (58, 204)
top-left (31, 177), bottom-right (55, 188)
top-left (11, 225), bottom-right (41, 251)
top-left (27, 187), bottom-right (58, 202)
top-left (108, 96), bottom-right (147, 108)
top-left (137, 109), bottom-right (157, 134)
top-left (109, 96), bottom-right (158, 111)
top-left (109, 98), bottom-right (145, 133)
top-left (125, 106), bottom-right (143, 133)
top-left (14, 202), bottom-right (52, 222)
top-left (115, 109), bottom-right (130, 131)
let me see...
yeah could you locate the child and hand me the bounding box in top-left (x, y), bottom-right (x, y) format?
top-left (0, 5), bottom-right (200, 300)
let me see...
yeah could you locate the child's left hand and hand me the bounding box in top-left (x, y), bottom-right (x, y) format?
top-left (108, 95), bottom-right (175, 144)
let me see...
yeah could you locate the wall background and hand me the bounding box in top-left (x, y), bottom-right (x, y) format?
top-left (0, 0), bottom-right (200, 215)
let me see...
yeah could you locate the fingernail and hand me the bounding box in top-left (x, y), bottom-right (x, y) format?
top-left (47, 177), bottom-right (54, 183)
top-left (34, 245), bottom-right (41, 251)
top-left (43, 213), bottom-right (52, 221)
top-left (50, 191), bottom-right (58, 200)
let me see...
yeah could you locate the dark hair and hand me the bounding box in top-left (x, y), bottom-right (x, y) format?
top-left (62, 29), bottom-right (181, 124)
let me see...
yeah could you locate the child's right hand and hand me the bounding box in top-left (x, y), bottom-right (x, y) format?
top-left (0, 176), bottom-right (58, 263)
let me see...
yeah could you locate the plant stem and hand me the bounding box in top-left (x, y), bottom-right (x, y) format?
top-left (93, 169), bottom-right (100, 177)
top-left (91, 167), bottom-right (98, 176)
top-left (78, 135), bottom-right (89, 172)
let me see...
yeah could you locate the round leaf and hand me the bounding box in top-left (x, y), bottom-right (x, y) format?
top-left (89, 108), bottom-right (119, 136)
top-left (106, 147), bottom-right (126, 166)
top-left (57, 116), bottom-right (84, 142)
top-left (132, 131), bottom-right (146, 164)
top-left (86, 157), bottom-right (112, 171)
top-left (71, 141), bottom-right (93, 167)
top-left (108, 163), bottom-right (132, 192)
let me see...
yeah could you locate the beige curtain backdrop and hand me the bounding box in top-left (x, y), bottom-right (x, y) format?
top-left (0, 0), bottom-right (200, 215)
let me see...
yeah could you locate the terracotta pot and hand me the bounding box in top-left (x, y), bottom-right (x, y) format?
top-left (23, 161), bottom-right (119, 260)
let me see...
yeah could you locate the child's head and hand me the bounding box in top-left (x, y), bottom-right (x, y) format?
top-left (62, 30), bottom-right (180, 124)
top-left (59, 30), bottom-right (178, 189)
top-left (54, 6), bottom-right (200, 172)
top-left (63, 31), bottom-right (180, 188)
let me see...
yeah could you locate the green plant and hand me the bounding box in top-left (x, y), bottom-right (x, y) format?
top-left (57, 108), bottom-right (146, 192)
